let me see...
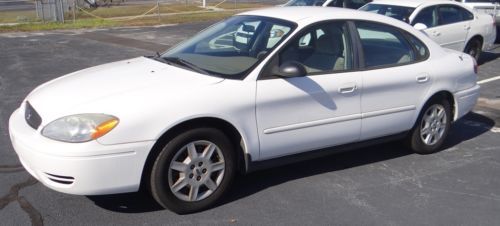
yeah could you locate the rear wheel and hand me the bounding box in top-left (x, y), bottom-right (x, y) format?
top-left (150, 128), bottom-right (236, 214)
top-left (407, 98), bottom-right (451, 154)
top-left (464, 38), bottom-right (482, 62)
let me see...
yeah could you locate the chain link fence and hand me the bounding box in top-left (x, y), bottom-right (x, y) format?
top-left (35, 0), bottom-right (70, 22)
top-left (1, 0), bottom-right (288, 25)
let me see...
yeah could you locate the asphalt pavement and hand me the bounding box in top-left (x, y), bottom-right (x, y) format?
top-left (1, 22), bottom-right (500, 225)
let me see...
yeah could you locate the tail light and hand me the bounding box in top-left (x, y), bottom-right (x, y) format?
top-left (473, 58), bottom-right (478, 74)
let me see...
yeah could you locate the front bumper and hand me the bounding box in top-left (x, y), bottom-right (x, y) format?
top-left (8, 108), bottom-right (155, 195)
top-left (454, 84), bottom-right (480, 120)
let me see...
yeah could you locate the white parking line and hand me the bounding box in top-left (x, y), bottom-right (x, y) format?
top-left (478, 75), bottom-right (500, 84)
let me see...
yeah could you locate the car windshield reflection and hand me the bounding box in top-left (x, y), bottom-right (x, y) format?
top-left (162, 16), bottom-right (296, 79)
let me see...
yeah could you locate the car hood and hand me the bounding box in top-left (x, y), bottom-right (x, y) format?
top-left (26, 56), bottom-right (224, 122)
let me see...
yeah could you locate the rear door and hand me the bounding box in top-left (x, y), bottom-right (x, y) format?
top-left (434, 4), bottom-right (473, 51)
top-left (353, 21), bottom-right (433, 140)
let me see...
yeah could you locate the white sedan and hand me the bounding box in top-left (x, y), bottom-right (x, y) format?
top-left (359, 0), bottom-right (497, 61)
top-left (456, 0), bottom-right (500, 26)
top-left (9, 7), bottom-right (480, 213)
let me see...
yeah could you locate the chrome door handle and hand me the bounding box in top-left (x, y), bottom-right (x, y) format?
top-left (416, 76), bottom-right (429, 83)
top-left (338, 85), bottom-right (357, 94)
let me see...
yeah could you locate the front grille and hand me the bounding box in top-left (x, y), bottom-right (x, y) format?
top-left (25, 102), bottom-right (42, 130)
top-left (45, 173), bottom-right (75, 185)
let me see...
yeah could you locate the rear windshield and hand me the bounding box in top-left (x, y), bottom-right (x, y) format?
top-left (359, 4), bottom-right (415, 23)
top-left (462, 0), bottom-right (496, 3)
top-left (285, 0), bottom-right (326, 6)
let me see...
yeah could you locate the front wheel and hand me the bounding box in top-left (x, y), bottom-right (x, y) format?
top-left (407, 98), bottom-right (451, 154)
top-left (150, 128), bottom-right (236, 214)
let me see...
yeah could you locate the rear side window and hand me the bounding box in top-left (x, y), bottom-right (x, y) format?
top-left (355, 21), bottom-right (416, 68)
top-left (405, 33), bottom-right (429, 60)
top-left (460, 7), bottom-right (474, 21)
top-left (438, 5), bottom-right (465, 25)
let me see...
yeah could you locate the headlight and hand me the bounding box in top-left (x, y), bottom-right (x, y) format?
top-left (42, 114), bottom-right (119, 143)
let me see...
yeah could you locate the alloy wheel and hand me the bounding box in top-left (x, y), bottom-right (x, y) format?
top-left (168, 140), bottom-right (225, 202)
top-left (420, 104), bottom-right (447, 146)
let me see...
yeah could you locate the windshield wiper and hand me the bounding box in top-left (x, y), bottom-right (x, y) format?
top-left (150, 52), bottom-right (170, 64)
top-left (163, 57), bottom-right (211, 76)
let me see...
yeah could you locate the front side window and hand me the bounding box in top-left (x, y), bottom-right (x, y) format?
top-left (278, 21), bottom-right (353, 74)
top-left (327, 0), bottom-right (344, 7)
top-left (163, 16), bottom-right (295, 79)
top-left (412, 6), bottom-right (438, 28)
top-left (355, 21), bottom-right (416, 68)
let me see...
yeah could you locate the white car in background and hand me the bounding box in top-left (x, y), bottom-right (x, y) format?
top-left (9, 7), bottom-right (480, 214)
top-left (456, 0), bottom-right (500, 26)
top-left (360, 0), bottom-right (497, 60)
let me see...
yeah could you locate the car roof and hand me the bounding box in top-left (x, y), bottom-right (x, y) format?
top-left (238, 6), bottom-right (409, 25)
top-left (368, 0), bottom-right (463, 8)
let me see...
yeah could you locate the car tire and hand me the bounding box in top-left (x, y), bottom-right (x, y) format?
top-left (150, 127), bottom-right (236, 214)
top-left (407, 98), bottom-right (451, 154)
top-left (464, 38), bottom-right (482, 62)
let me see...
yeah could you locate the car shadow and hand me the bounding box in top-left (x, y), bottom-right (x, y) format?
top-left (441, 112), bottom-right (496, 149)
top-left (87, 112), bottom-right (494, 214)
top-left (479, 50), bottom-right (500, 65)
top-left (285, 76), bottom-right (338, 110)
top-left (87, 190), bottom-right (163, 213)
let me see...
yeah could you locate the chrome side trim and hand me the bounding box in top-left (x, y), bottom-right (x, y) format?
top-left (362, 105), bottom-right (416, 119)
top-left (262, 105), bottom-right (416, 135)
top-left (263, 114), bottom-right (361, 134)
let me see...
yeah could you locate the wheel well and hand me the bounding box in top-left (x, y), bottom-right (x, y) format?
top-left (467, 35), bottom-right (483, 48)
top-left (427, 91), bottom-right (456, 121)
top-left (140, 117), bottom-right (246, 191)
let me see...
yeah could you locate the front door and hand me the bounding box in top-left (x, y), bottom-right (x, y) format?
top-left (256, 21), bottom-right (362, 160)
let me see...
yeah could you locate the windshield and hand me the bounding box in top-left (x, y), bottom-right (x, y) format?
top-left (359, 4), bottom-right (415, 23)
top-left (161, 16), bottom-right (296, 79)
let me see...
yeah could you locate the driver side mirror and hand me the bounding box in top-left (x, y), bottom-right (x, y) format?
top-left (276, 61), bottom-right (307, 78)
top-left (242, 24), bottom-right (255, 33)
top-left (413, 23), bottom-right (428, 31)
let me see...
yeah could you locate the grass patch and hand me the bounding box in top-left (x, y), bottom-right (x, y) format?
top-left (0, 19), bottom-right (116, 32)
top-left (74, 4), bottom-right (202, 19)
top-left (0, 10), bottom-right (37, 23)
top-left (209, 3), bottom-right (269, 9)
top-left (0, 3), bottom-right (262, 32)
top-left (115, 10), bottom-right (236, 27)
top-left (0, 10), bottom-right (236, 32)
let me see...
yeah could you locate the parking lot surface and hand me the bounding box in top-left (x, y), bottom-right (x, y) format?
top-left (1, 22), bottom-right (500, 225)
